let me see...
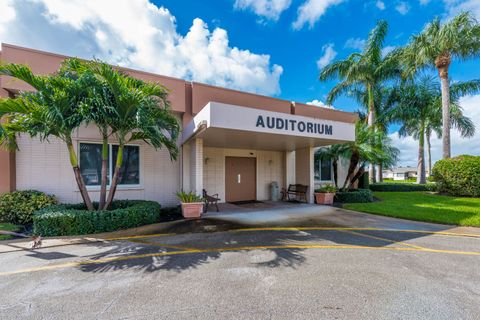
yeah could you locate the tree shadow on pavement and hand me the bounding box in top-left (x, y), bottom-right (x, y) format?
top-left (77, 237), bottom-right (307, 274)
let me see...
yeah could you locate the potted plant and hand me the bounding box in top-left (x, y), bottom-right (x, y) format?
top-left (176, 191), bottom-right (204, 219)
top-left (314, 184), bottom-right (337, 205)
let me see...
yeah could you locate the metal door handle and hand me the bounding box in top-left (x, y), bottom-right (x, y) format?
top-left (237, 174), bottom-right (241, 184)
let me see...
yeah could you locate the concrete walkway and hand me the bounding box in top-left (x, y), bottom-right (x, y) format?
top-left (205, 204), bottom-right (480, 234)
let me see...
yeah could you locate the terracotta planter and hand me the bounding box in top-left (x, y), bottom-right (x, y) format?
top-left (315, 192), bottom-right (335, 205)
top-left (181, 202), bottom-right (204, 219)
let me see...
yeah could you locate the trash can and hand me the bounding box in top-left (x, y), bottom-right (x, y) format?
top-left (270, 181), bottom-right (279, 201)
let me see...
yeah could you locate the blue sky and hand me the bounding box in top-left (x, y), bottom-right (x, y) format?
top-left (0, 0), bottom-right (479, 165)
top-left (154, 0), bottom-right (479, 112)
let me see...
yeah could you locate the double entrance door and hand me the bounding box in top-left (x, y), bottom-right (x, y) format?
top-left (225, 157), bottom-right (256, 202)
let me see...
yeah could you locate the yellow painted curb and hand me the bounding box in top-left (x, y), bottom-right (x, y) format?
top-left (1, 243), bottom-right (479, 277)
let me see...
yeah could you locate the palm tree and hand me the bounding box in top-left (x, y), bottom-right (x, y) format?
top-left (391, 75), bottom-right (475, 184)
top-left (329, 121), bottom-right (398, 190)
top-left (0, 60), bottom-right (181, 211)
top-left (400, 12), bottom-right (480, 159)
top-left (319, 20), bottom-right (400, 182)
top-left (348, 86), bottom-right (398, 182)
top-left (315, 144), bottom-right (344, 188)
top-left (0, 62), bottom-right (96, 210)
top-left (424, 116), bottom-right (442, 177)
top-left (60, 59), bottom-right (117, 210)
top-left (89, 62), bottom-right (181, 210)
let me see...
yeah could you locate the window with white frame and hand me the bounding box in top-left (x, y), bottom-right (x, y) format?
top-left (79, 143), bottom-right (140, 186)
top-left (314, 157), bottom-right (333, 181)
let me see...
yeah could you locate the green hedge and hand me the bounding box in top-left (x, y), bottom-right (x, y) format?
top-left (433, 155), bottom-right (480, 197)
top-left (335, 189), bottom-right (373, 203)
top-left (33, 200), bottom-right (161, 236)
top-left (369, 183), bottom-right (436, 192)
top-left (0, 190), bottom-right (57, 224)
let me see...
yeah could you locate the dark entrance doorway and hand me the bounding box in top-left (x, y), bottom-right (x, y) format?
top-left (225, 157), bottom-right (256, 202)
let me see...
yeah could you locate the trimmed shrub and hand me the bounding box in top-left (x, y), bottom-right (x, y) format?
top-left (433, 155), bottom-right (480, 197)
top-left (335, 189), bottom-right (373, 203)
top-left (33, 200), bottom-right (161, 236)
top-left (369, 183), bottom-right (436, 192)
top-left (0, 190), bottom-right (57, 224)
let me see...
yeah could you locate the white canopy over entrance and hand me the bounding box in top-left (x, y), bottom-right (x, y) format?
top-left (182, 102), bottom-right (355, 150)
top-left (181, 102), bottom-right (356, 204)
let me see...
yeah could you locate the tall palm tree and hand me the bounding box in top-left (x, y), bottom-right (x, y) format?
top-left (424, 117), bottom-right (442, 177)
top-left (319, 20), bottom-right (400, 182)
top-left (400, 12), bottom-right (480, 159)
top-left (60, 59), bottom-right (117, 210)
top-left (0, 62), bottom-right (95, 210)
top-left (348, 86), bottom-right (398, 182)
top-left (90, 62), bottom-right (180, 210)
top-left (391, 75), bottom-right (475, 184)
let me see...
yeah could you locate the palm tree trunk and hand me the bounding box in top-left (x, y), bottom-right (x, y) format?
top-left (350, 166), bottom-right (366, 189)
top-left (332, 158), bottom-right (338, 188)
top-left (376, 164), bottom-right (382, 182)
top-left (436, 55), bottom-right (451, 159)
top-left (426, 131), bottom-right (432, 178)
top-left (367, 84), bottom-right (376, 184)
top-left (104, 142), bottom-right (124, 210)
top-left (342, 152), bottom-right (360, 190)
top-left (66, 138), bottom-right (94, 211)
top-left (98, 131), bottom-right (108, 210)
top-left (417, 124), bottom-right (426, 184)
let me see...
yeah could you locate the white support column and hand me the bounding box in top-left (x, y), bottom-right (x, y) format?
top-left (181, 143), bottom-right (191, 192)
top-left (189, 138), bottom-right (203, 195)
top-left (285, 150), bottom-right (295, 188)
top-left (295, 147), bottom-right (314, 203)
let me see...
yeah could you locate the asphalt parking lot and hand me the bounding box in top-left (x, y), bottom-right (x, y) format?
top-left (1, 210), bottom-right (480, 320)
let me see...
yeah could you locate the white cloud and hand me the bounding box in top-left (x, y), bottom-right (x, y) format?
top-left (292, 0), bottom-right (345, 30)
top-left (419, 0), bottom-right (431, 5)
top-left (344, 37), bottom-right (366, 50)
top-left (316, 43), bottom-right (337, 69)
top-left (234, 0), bottom-right (292, 21)
top-left (443, 0), bottom-right (480, 20)
top-left (390, 94), bottom-right (480, 167)
top-left (306, 99), bottom-right (335, 109)
top-left (0, 0), bottom-right (283, 95)
top-left (395, 2), bottom-right (410, 15)
top-left (376, 1), bottom-right (386, 10)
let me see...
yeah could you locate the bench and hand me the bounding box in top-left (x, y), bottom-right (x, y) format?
top-left (282, 184), bottom-right (309, 203)
top-left (202, 189), bottom-right (220, 212)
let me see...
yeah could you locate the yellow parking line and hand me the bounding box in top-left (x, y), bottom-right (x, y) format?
top-left (338, 230), bottom-right (428, 250)
top-left (104, 233), bottom-right (176, 241)
top-left (129, 239), bottom-right (200, 251)
top-left (231, 227), bottom-right (480, 239)
top-left (98, 227), bottom-right (480, 244)
top-left (1, 243), bottom-right (479, 277)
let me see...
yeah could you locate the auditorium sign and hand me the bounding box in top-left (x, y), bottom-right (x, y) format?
top-left (255, 115), bottom-right (333, 136)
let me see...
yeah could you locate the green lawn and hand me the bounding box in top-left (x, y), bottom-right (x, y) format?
top-left (381, 179), bottom-right (417, 184)
top-left (344, 192), bottom-right (480, 227)
top-left (0, 223), bottom-right (20, 240)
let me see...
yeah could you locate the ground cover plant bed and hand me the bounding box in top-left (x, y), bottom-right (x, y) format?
top-left (344, 192), bottom-right (480, 227)
top-left (33, 200), bottom-right (163, 236)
